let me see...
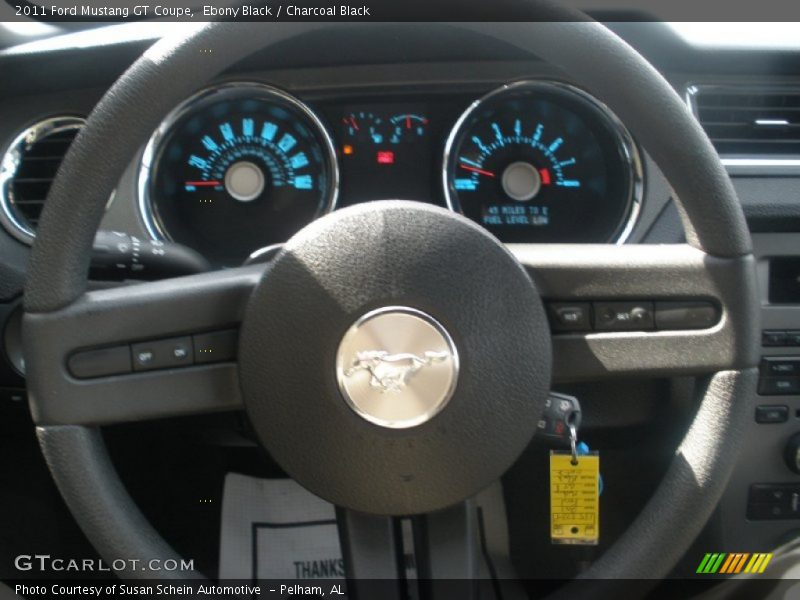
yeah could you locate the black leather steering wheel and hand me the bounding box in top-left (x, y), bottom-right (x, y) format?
top-left (22, 17), bottom-right (759, 595)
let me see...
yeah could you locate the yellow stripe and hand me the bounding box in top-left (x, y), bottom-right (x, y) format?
top-left (758, 554), bottom-right (773, 573)
top-left (750, 554), bottom-right (765, 573)
top-left (720, 554), bottom-right (736, 574)
top-left (744, 554), bottom-right (759, 573)
top-left (734, 553), bottom-right (750, 573)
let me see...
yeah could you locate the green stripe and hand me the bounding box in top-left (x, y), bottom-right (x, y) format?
top-left (701, 553), bottom-right (719, 574)
top-left (710, 553), bottom-right (726, 574)
top-left (696, 554), bottom-right (713, 574)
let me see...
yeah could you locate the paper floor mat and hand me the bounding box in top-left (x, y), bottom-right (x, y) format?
top-left (219, 472), bottom-right (515, 583)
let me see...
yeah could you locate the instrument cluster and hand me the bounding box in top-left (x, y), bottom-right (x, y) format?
top-left (138, 81), bottom-right (643, 266)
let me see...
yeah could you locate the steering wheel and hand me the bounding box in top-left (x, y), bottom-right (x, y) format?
top-left (22, 16), bottom-right (759, 595)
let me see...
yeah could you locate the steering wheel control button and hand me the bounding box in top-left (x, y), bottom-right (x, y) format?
top-left (335, 306), bottom-right (459, 429)
top-left (761, 357), bottom-right (800, 377)
top-left (68, 345), bottom-right (132, 379)
top-left (755, 405), bottom-right (789, 424)
top-left (239, 201), bottom-right (551, 515)
top-left (547, 302), bottom-right (591, 332)
top-left (758, 377), bottom-right (800, 396)
top-left (593, 301), bottom-right (654, 331)
top-left (131, 336), bottom-right (193, 371)
top-left (748, 484), bottom-right (800, 520)
top-left (193, 329), bottom-right (238, 364)
top-left (654, 301), bottom-right (719, 330)
top-left (763, 330), bottom-right (790, 347)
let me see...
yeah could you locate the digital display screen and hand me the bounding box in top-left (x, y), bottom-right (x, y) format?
top-left (333, 103), bottom-right (437, 207)
top-left (482, 204), bottom-right (550, 227)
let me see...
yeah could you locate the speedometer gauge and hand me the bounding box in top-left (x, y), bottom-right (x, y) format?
top-left (443, 81), bottom-right (642, 244)
top-left (138, 83), bottom-right (338, 266)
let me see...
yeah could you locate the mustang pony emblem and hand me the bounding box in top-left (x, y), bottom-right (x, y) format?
top-left (345, 350), bottom-right (450, 392)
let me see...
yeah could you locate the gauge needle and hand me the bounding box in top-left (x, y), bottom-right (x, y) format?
top-left (185, 181), bottom-right (221, 187)
top-left (459, 164), bottom-right (496, 178)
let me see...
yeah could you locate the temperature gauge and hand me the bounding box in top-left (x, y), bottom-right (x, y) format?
top-left (388, 114), bottom-right (429, 144)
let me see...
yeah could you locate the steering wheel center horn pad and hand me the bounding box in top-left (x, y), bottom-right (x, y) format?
top-left (238, 200), bottom-right (551, 515)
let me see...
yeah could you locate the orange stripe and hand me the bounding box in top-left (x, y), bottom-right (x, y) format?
top-left (719, 554), bottom-right (736, 574)
top-left (734, 553), bottom-right (750, 573)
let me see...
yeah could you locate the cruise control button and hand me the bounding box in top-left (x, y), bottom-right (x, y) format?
top-left (131, 336), bottom-right (194, 371)
top-left (763, 330), bottom-right (788, 347)
top-left (547, 302), bottom-right (591, 332)
top-left (788, 331), bottom-right (800, 347)
top-left (593, 301), bottom-right (654, 331)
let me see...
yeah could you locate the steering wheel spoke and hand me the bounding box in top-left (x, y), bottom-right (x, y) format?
top-left (510, 243), bottom-right (759, 381)
top-left (23, 265), bottom-right (263, 425)
top-left (336, 502), bottom-right (480, 600)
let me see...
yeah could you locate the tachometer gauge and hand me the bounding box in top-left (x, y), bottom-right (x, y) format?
top-left (138, 83), bottom-right (338, 266)
top-left (443, 81), bottom-right (641, 244)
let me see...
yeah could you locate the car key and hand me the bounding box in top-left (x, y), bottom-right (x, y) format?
top-left (537, 391), bottom-right (582, 445)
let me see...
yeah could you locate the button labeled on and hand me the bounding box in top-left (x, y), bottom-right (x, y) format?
top-left (131, 336), bottom-right (194, 372)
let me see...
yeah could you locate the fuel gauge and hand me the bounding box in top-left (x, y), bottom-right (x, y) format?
top-left (342, 111), bottom-right (388, 145)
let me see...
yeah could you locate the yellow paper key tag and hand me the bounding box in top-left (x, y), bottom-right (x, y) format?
top-left (550, 451), bottom-right (600, 545)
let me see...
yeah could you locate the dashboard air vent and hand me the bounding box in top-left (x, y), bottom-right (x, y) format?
top-left (688, 86), bottom-right (800, 159)
top-left (0, 116), bottom-right (84, 244)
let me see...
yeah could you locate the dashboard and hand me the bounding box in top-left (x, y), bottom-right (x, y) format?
top-left (4, 21), bottom-right (800, 580)
top-left (132, 78), bottom-right (642, 266)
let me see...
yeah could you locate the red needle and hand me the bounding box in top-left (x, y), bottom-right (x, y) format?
top-left (349, 117), bottom-right (360, 131)
top-left (459, 164), bottom-right (496, 178)
top-left (185, 181), bottom-right (221, 186)
top-left (406, 115), bottom-right (412, 129)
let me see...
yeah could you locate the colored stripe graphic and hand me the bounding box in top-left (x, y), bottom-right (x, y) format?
top-left (697, 553), bottom-right (726, 574)
top-left (719, 554), bottom-right (736, 574)
top-left (744, 553), bottom-right (773, 574)
top-left (696, 553), bottom-right (713, 574)
top-left (719, 553), bottom-right (750, 574)
top-left (733, 553), bottom-right (750, 574)
top-left (760, 554), bottom-right (773, 573)
top-left (699, 553), bottom-right (773, 574)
